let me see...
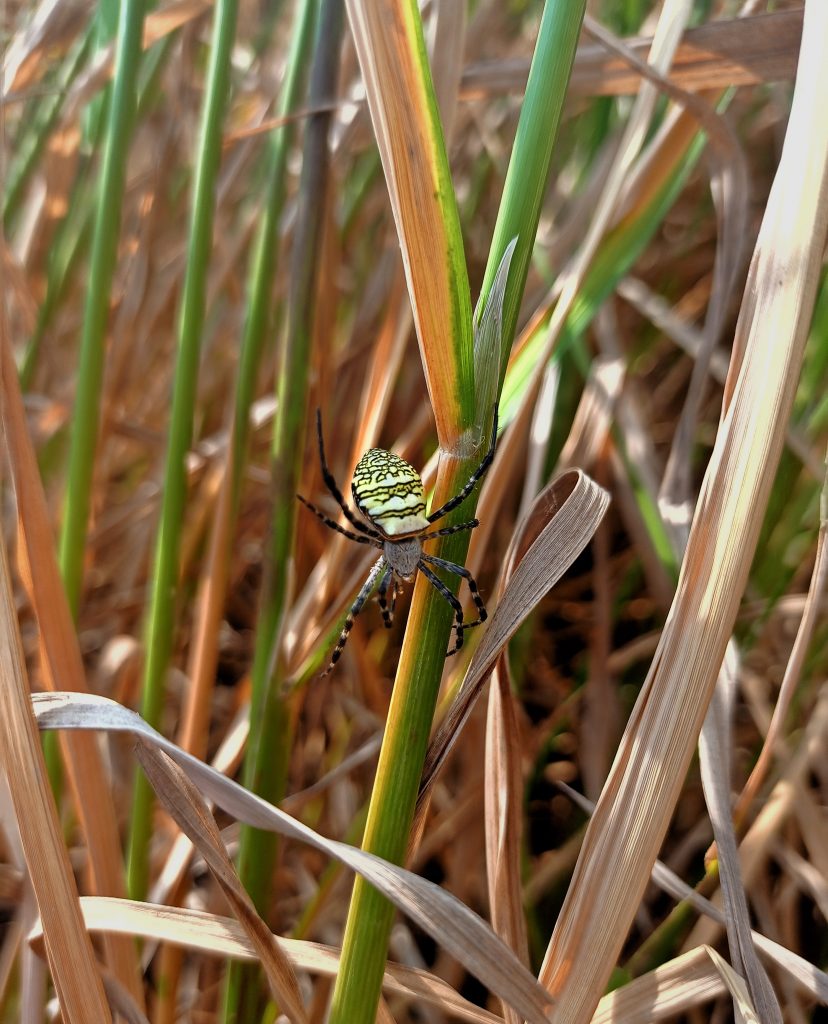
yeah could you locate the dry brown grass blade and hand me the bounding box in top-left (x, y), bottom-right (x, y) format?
top-left (591, 946), bottom-right (727, 1022)
top-left (344, 0), bottom-right (472, 444)
top-left (32, 692), bottom-right (555, 1024)
top-left (134, 740), bottom-right (310, 1024)
top-left (0, 330), bottom-right (145, 1009)
top-left (0, 541), bottom-right (111, 1022)
top-left (537, 3), bottom-right (828, 1017)
top-left (461, 9), bottom-right (802, 100)
top-left (28, 897), bottom-right (508, 1024)
top-left (417, 469), bottom-right (610, 820)
top-left (557, 779), bottom-right (828, 1005)
top-left (699, 655), bottom-right (782, 1021)
top-left (484, 662), bottom-right (528, 1024)
top-left (687, 684), bottom-right (828, 954)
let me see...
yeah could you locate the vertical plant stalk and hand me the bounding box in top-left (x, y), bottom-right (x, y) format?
top-left (477, 0), bottom-right (586, 373)
top-left (57, 0), bottom-right (145, 616)
top-left (223, 2), bottom-right (344, 1020)
top-left (179, 0), bottom-right (317, 775)
top-left (329, 5), bottom-right (585, 1022)
top-left (126, 0), bottom-right (240, 901)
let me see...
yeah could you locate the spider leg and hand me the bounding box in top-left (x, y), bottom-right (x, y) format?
top-left (427, 405), bottom-right (498, 523)
top-left (315, 410), bottom-right (380, 538)
top-left (421, 552), bottom-right (488, 629)
top-left (297, 495), bottom-right (379, 545)
top-left (377, 566), bottom-right (394, 629)
top-left (420, 518), bottom-right (478, 541)
top-left (322, 557), bottom-right (386, 676)
top-left (419, 563), bottom-right (466, 657)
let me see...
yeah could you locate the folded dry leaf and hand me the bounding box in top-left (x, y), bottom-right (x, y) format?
top-left (31, 692), bottom-right (553, 1024)
top-left (29, 897), bottom-right (506, 1024)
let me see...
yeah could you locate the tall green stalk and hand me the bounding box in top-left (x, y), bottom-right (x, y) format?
top-left (477, 0), bottom-right (586, 375)
top-left (328, 3), bottom-right (586, 1021)
top-left (222, 2), bottom-right (344, 1020)
top-left (126, 0), bottom-right (240, 901)
top-left (58, 0), bottom-right (145, 618)
top-left (230, 0), bottom-right (318, 506)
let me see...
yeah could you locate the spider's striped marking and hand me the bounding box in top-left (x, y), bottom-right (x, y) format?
top-left (351, 448), bottom-right (429, 537)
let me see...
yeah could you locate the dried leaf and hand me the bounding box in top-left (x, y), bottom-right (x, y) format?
top-left (417, 469), bottom-right (610, 813)
top-left (32, 692), bottom-right (554, 1024)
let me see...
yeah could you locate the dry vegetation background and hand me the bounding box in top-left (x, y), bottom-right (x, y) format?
top-left (1, 0), bottom-right (827, 1022)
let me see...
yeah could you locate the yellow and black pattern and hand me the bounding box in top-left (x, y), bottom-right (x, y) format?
top-left (351, 448), bottom-right (429, 536)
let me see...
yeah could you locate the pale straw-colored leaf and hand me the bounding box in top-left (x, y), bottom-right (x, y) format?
top-left (705, 947), bottom-right (760, 1024)
top-left (538, 5), bottom-right (828, 1015)
top-left (32, 692), bottom-right (554, 1024)
top-left (734, 454), bottom-right (828, 822)
top-left (699, 651), bottom-right (782, 1021)
top-left (687, 685), bottom-right (828, 954)
top-left (29, 897), bottom-right (507, 1024)
top-left (591, 946), bottom-right (726, 1022)
top-left (558, 780), bottom-right (828, 1005)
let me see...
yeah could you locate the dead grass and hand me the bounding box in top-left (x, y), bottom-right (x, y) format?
top-left (1, 1), bottom-right (827, 1022)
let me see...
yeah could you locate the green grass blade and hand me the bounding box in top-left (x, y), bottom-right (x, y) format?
top-left (57, 0), bottom-right (145, 618)
top-left (222, 2), bottom-right (344, 1019)
top-left (477, 0), bottom-right (587, 376)
top-left (126, 0), bottom-right (240, 901)
top-left (328, 6), bottom-right (585, 1022)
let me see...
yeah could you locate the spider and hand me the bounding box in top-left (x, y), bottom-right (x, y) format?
top-left (298, 410), bottom-right (498, 675)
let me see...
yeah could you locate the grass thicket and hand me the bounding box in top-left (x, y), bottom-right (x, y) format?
top-left (1, 2), bottom-right (826, 1023)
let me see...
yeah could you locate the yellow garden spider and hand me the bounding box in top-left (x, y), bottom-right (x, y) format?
top-left (298, 410), bottom-right (498, 675)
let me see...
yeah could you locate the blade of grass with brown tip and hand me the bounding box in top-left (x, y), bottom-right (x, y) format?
top-left (344, 0), bottom-right (473, 444)
top-left (537, 4), bottom-right (828, 1017)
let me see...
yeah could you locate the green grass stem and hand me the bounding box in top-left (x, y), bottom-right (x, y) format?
top-left (327, 6), bottom-right (586, 1021)
top-left (57, 0), bottom-right (145, 618)
top-left (222, 2), bottom-right (344, 1019)
top-left (126, 0), bottom-right (240, 901)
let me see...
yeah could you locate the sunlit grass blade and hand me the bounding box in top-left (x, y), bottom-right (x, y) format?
top-left (344, 0), bottom-right (473, 443)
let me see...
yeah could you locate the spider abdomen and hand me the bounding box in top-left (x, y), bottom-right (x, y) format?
top-left (352, 448), bottom-right (429, 537)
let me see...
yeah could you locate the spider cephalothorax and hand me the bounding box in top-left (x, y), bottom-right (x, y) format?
top-left (298, 410), bottom-right (497, 675)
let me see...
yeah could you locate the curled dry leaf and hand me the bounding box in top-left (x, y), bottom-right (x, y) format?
top-left (416, 468), bottom-right (610, 820)
top-left (31, 692), bottom-right (554, 1024)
